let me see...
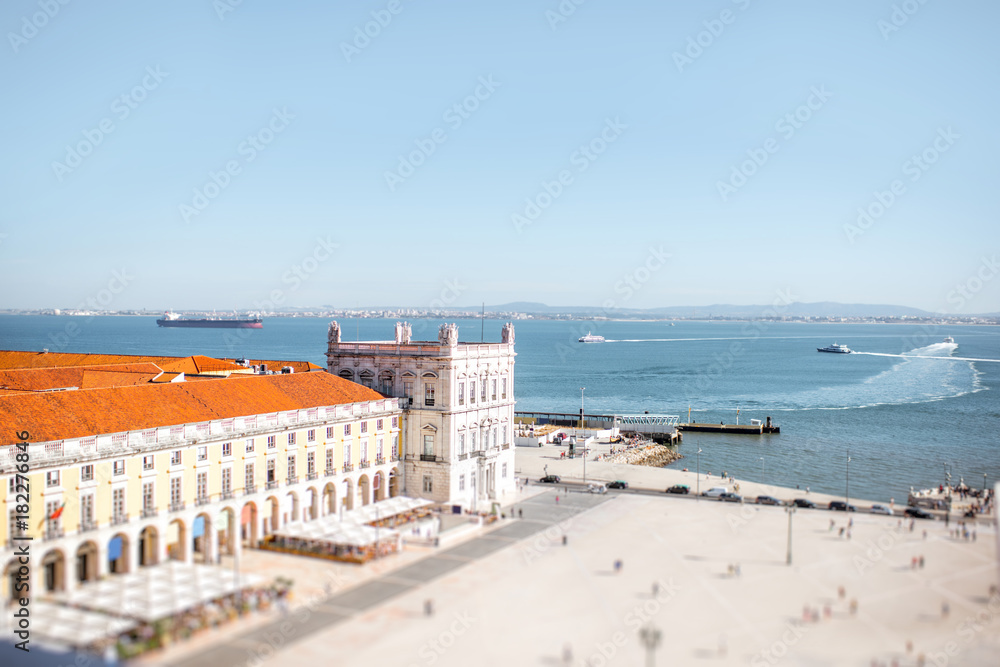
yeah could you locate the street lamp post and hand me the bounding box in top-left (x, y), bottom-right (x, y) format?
top-left (846, 450), bottom-right (851, 507)
top-left (639, 625), bottom-right (662, 667)
top-left (580, 387), bottom-right (586, 485)
top-left (785, 506), bottom-right (796, 565)
top-left (696, 448), bottom-right (703, 499)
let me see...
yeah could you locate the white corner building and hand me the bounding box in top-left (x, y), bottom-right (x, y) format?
top-left (326, 321), bottom-right (517, 509)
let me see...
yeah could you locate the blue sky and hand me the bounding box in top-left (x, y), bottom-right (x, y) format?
top-left (1, 0), bottom-right (998, 313)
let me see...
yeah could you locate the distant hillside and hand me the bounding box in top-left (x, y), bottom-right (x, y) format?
top-left (459, 301), bottom-right (941, 318)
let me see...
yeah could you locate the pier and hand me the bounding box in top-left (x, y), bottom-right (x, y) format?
top-left (678, 416), bottom-right (779, 434)
top-left (514, 411), bottom-right (682, 444)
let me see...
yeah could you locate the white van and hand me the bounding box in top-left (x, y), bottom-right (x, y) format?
top-left (587, 483), bottom-right (608, 494)
top-left (703, 486), bottom-right (728, 498)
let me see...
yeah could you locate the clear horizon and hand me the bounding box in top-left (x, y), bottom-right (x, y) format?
top-left (2, 1), bottom-right (998, 314)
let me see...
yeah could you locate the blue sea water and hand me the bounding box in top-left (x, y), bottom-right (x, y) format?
top-left (1, 314), bottom-right (998, 503)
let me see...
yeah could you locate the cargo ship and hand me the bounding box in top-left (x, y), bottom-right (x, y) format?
top-left (156, 311), bottom-right (263, 329)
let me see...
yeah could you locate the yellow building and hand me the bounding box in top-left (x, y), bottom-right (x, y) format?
top-left (0, 358), bottom-right (402, 599)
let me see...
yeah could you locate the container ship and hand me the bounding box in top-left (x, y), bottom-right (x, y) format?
top-left (156, 311), bottom-right (263, 329)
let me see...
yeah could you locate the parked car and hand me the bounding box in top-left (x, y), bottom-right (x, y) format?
top-left (756, 495), bottom-right (782, 506)
top-left (587, 483), bottom-right (608, 494)
top-left (607, 480), bottom-right (629, 489)
top-left (703, 487), bottom-right (728, 498)
top-left (870, 504), bottom-right (893, 515)
top-left (665, 484), bottom-right (690, 495)
top-left (718, 492), bottom-right (743, 503)
top-left (792, 498), bottom-right (817, 508)
top-left (829, 501), bottom-right (858, 512)
top-left (904, 507), bottom-right (934, 520)
top-left (539, 475), bottom-right (561, 483)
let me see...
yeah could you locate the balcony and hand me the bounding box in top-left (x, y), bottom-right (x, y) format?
top-left (79, 521), bottom-right (98, 533)
top-left (195, 496), bottom-right (212, 507)
top-left (306, 471), bottom-right (318, 481)
top-left (43, 527), bottom-right (64, 541)
top-left (221, 490), bottom-right (235, 501)
top-left (502, 443), bottom-right (510, 450)
top-left (111, 514), bottom-right (129, 526)
top-left (342, 464), bottom-right (354, 473)
top-left (359, 460), bottom-right (370, 469)
top-left (266, 480), bottom-right (279, 490)
top-left (325, 468), bottom-right (337, 477)
top-left (420, 454), bottom-right (437, 462)
top-left (286, 476), bottom-right (299, 486)
top-left (375, 456), bottom-right (385, 465)
top-left (390, 453), bottom-right (399, 462)
top-left (141, 508), bottom-right (158, 519)
top-left (169, 501), bottom-right (185, 513)
top-left (458, 453), bottom-right (468, 461)
top-left (424, 399), bottom-right (435, 407)
top-left (244, 485), bottom-right (257, 496)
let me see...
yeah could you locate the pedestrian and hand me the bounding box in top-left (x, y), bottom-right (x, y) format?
top-left (555, 495), bottom-right (559, 505)
top-left (919, 555), bottom-right (925, 569)
top-left (839, 527), bottom-right (845, 538)
top-left (973, 530), bottom-right (977, 542)
top-left (849, 599), bottom-right (858, 616)
top-left (518, 508), bottom-right (523, 519)
top-left (922, 530), bottom-right (927, 540)
top-left (614, 559), bottom-right (622, 573)
top-left (652, 581), bottom-right (660, 598)
top-left (829, 519), bottom-right (836, 532)
top-left (941, 602), bottom-right (950, 618)
top-left (424, 599), bottom-right (434, 616)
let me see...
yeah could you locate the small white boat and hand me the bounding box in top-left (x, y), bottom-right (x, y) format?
top-left (943, 336), bottom-right (955, 344)
top-left (578, 332), bottom-right (605, 343)
top-left (817, 343), bottom-right (852, 354)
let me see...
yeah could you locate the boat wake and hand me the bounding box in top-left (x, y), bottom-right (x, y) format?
top-left (740, 342), bottom-right (986, 411)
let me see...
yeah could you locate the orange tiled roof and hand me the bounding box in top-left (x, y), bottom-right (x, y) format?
top-left (0, 363), bottom-right (166, 392)
top-left (0, 350), bottom-right (182, 371)
top-left (0, 371), bottom-right (386, 446)
top-left (158, 355), bottom-right (248, 375)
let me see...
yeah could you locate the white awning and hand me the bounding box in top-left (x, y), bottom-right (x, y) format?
top-left (31, 600), bottom-right (138, 648)
top-left (53, 562), bottom-right (265, 623)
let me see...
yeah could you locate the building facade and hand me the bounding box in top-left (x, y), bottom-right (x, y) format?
top-left (326, 321), bottom-right (517, 508)
top-left (0, 370), bottom-right (402, 599)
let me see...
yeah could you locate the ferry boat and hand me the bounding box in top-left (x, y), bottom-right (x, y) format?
top-left (578, 332), bottom-right (605, 343)
top-left (817, 343), bottom-right (852, 354)
top-left (156, 311), bottom-right (263, 329)
top-left (943, 336), bottom-right (955, 344)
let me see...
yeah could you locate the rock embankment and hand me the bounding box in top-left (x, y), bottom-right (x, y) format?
top-left (604, 443), bottom-right (682, 468)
